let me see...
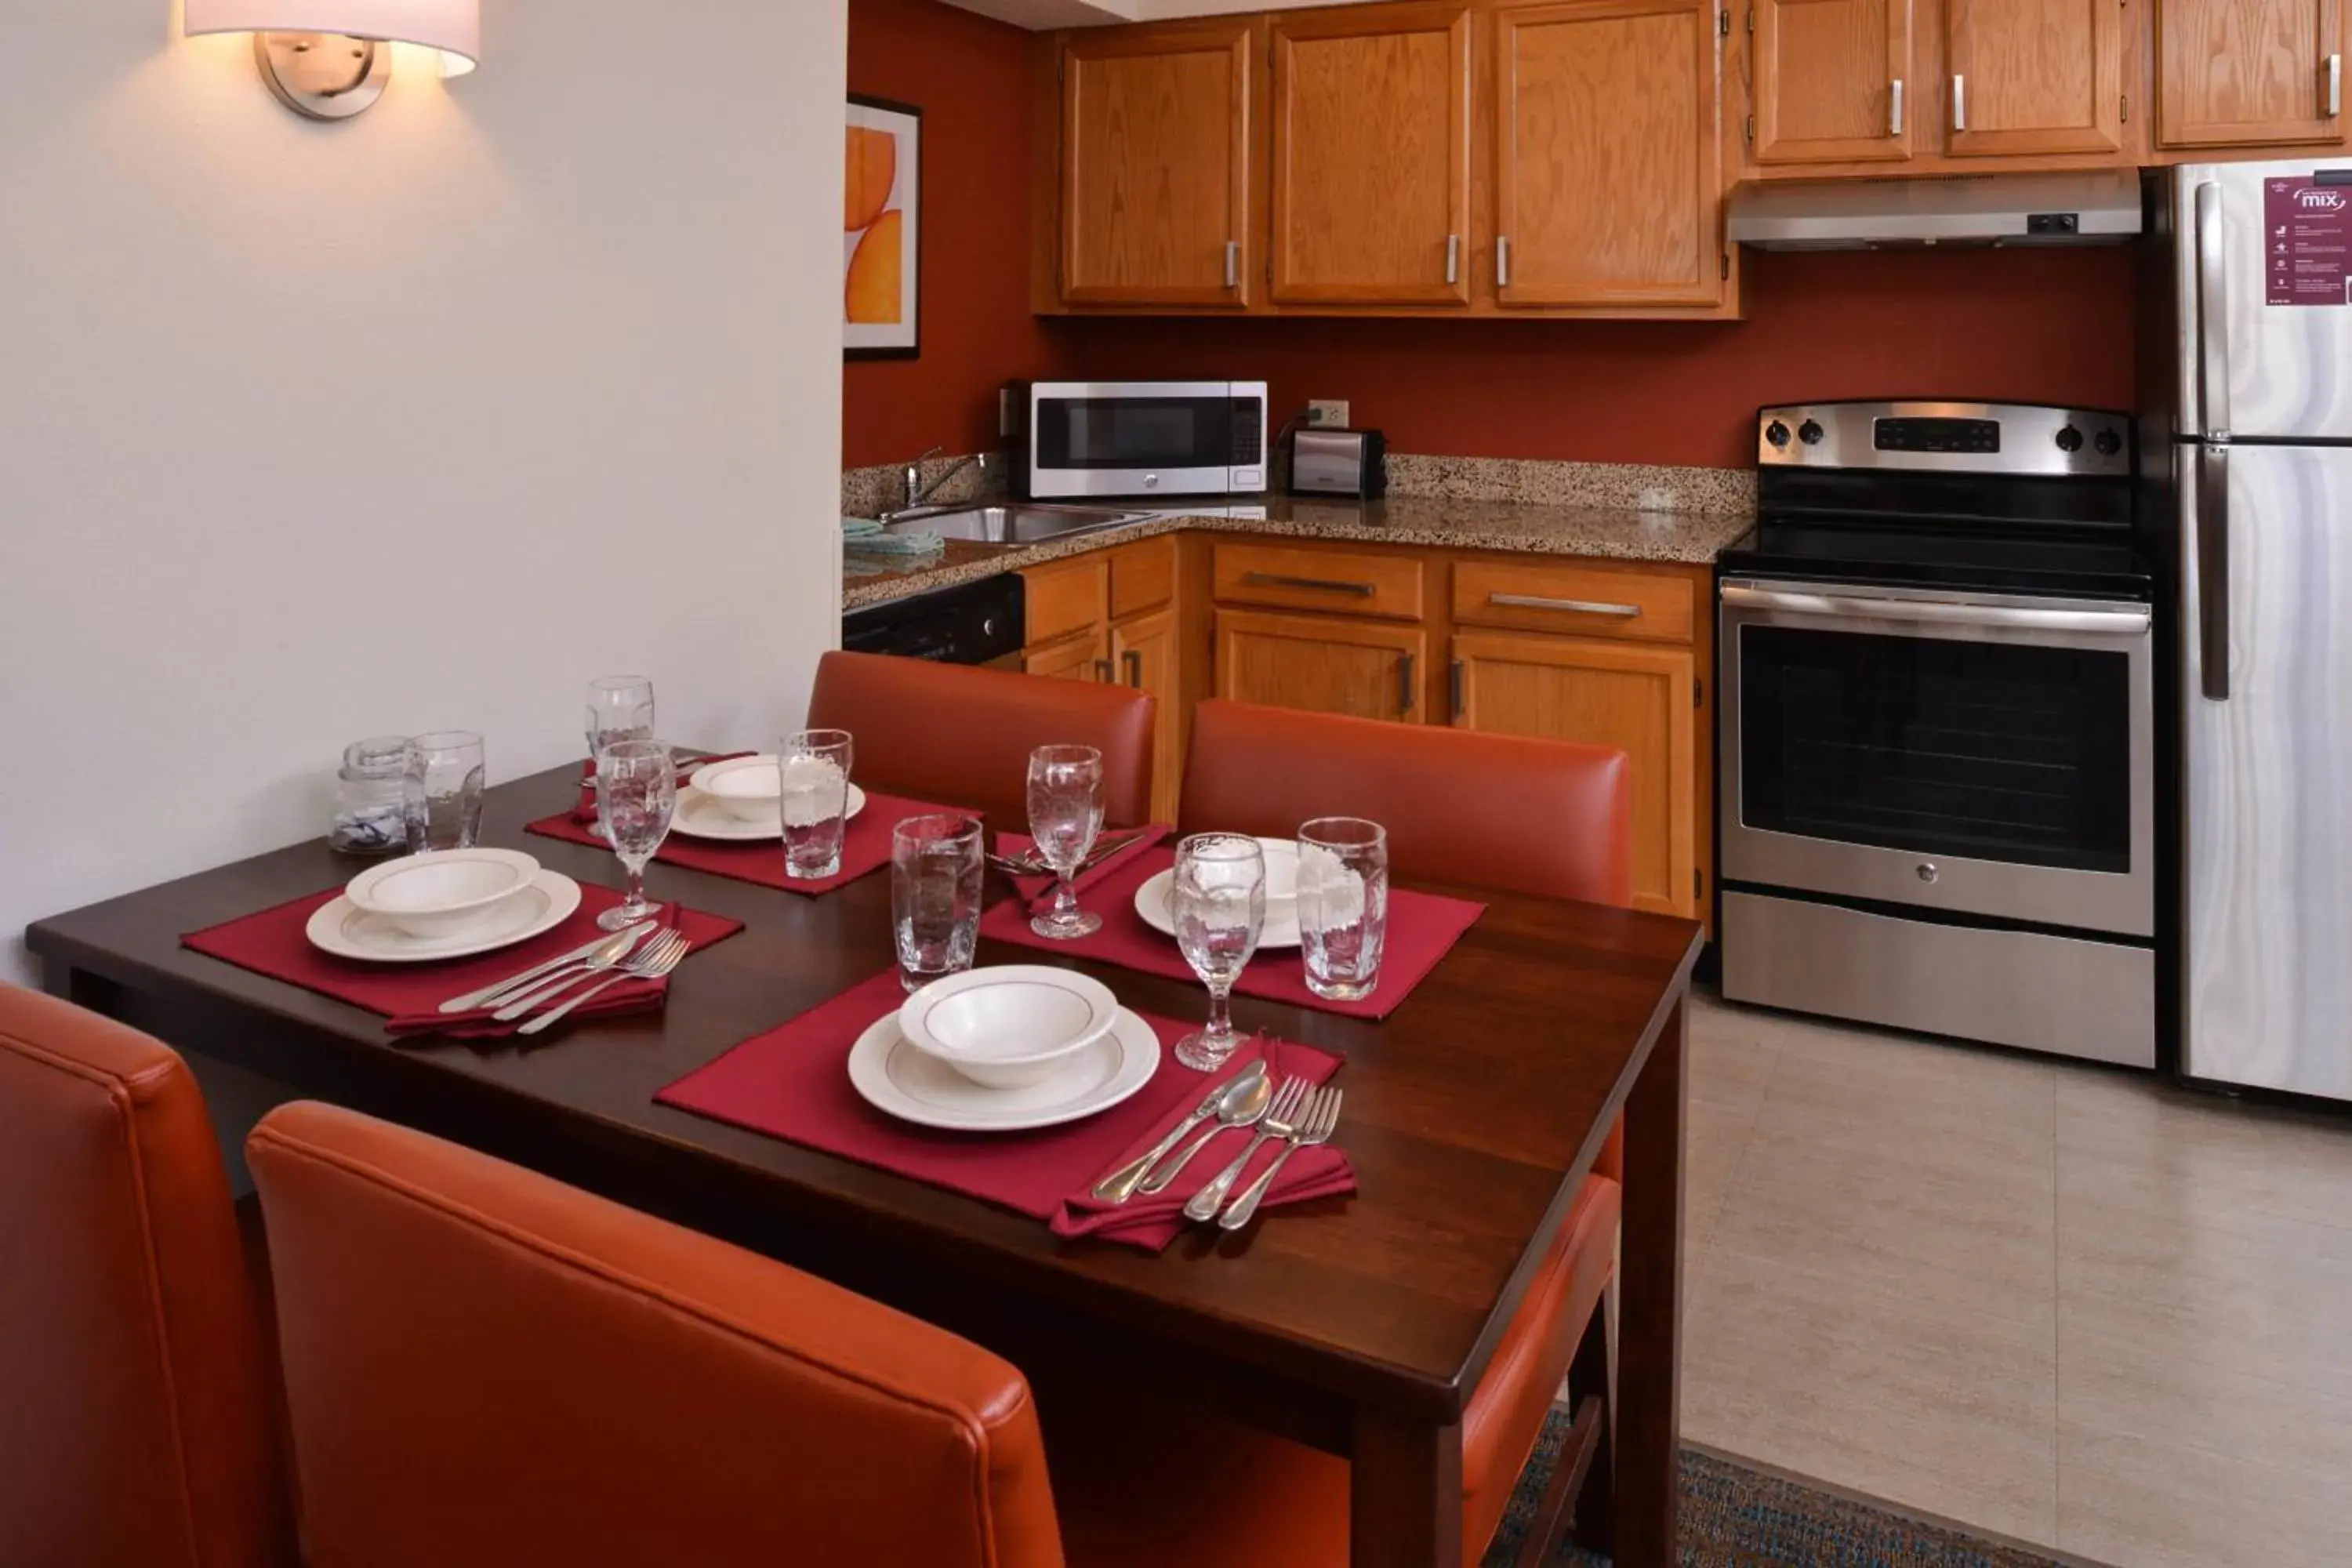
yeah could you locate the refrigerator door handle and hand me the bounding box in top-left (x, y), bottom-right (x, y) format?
top-left (2194, 180), bottom-right (2231, 437)
top-left (2198, 443), bottom-right (2231, 702)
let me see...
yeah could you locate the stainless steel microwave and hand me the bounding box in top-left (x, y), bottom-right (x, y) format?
top-left (1009, 380), bottom-right (1268, 501)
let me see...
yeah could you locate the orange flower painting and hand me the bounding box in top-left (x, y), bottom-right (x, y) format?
top-left (845, 96), bottom-right (920, 358)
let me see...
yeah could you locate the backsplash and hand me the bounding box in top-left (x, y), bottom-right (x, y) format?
top-left (841, 452), bottom-right (1010, 519)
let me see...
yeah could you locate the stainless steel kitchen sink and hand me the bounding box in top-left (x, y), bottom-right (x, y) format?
top-left (879, 503), bottom-right (1147, 544)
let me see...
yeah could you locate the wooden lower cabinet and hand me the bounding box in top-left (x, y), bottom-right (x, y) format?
top-left (1451, 629), bottom-right (1699, 919)
top-left (1025, 630), bottom-right (1112, 683)
top-left (1111, 606), bottom-right (1184, 819)
top-left (1215, 608), bottom-right (1428, 724)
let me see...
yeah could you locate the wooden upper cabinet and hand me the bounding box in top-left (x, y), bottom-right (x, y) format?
top-left (1059, 20), bottom-right (1258, 307)
top-left (2157, 0), bottom-right (2346, 149)
top-left (1270, 5), bottom-right (1473, 306)
top-left (1751, 0), bottom-right (1915, 163)
top-left (1945, 0), bottom-right (2125, 156)
top-left (1494, 0), bottom-right (1725, 309)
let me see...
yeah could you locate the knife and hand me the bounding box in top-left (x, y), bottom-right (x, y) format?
top-left (437, 923), bottom-right (653, 1014)
top-left (1090, 1057), bottom-right (1268, 1203)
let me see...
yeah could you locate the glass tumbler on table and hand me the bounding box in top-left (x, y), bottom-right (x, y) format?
top-left (891, 815), bottom-right (985, 993)
top-left (584, 676), bottom-right (656, 840)
top-left (594, 739), bottom-right (678, 931)
top-left (1026, 744), bottom-right (1105, 939)
top-left (1298, 817), bottom-right (1389, 1003)
top-left (1171, 833), bottom-right (1268, 1071)
top-left (401, 731), bottom-right (486, 854)
top-left (779, 729), bottom-right (855, 880)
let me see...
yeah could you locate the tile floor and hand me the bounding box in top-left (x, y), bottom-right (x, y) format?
top-left (1679, 989), bottom-right (2352, 1567)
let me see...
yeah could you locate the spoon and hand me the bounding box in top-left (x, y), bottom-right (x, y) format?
top-left (1136, 1062), bottom-right (1273, 1196)
top-left (1093, 1058), bottom-right (1266, 1204)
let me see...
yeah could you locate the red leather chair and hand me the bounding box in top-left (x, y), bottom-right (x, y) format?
top-left (0, 984), bottom-right (293, 1568)
top-left (1053, 698), bottom-right (1635, 1566)
top-left (246, 1101), bottom-right (1065, 1568)
top-left (807, 649), bottom-right (1157, 829)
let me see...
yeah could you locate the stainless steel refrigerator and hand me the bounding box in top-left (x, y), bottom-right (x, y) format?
top-left (2147, 159), bottom-right (2352, 1101)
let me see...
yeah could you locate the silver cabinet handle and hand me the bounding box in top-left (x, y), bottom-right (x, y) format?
top-left (1953, 73), bottom-right (1966, 131)
top-left (1123, 649), bottom-right (1143, 688)
top-left (1223, 239), bottom-right (1240, 290)
top-left (1242, 570), bottom-right (1375, 597)
top-left (2331, 53), bottom-right (2343, 116)
top-left (2198, 444), bottom-right (2231, 701)
top-left (1449, 658), bottom-right (1465, 720)
top-left (1490, 592), bottom-right (1640, 617)
top-left (1095, 658), bottom-right (1113, 682)
top-left (1496, 235), bottom-right (1512, 289)
top-left (1446, 233), bottom-right (1460, 285)
top-left (1890, 77), bottom-right (1905, 136)
top-left (1398, 652), bottom-right (1416, 715)
top-left (1720, 583), bottom-right (2151, 637)
top-left (2195, 180), bottom-right (2230, 437)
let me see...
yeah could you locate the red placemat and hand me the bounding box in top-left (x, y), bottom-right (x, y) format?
top-left (528, 789), bottom-right (964, 897)
top-left (977, 845), bottom-right (1482, 1021)
top-left (182, 883), bottom-right (743, 1040)
top-left (655, 970), bottom-right (1352, 1252)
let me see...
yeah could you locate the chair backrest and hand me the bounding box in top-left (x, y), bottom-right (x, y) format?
top-left (246, 1101), bottom-right (1065, 1568)
top-left (0, 984), bottom-right (292, 1568)
top-left (807, 649), bottom-right (1156, 829)
top-left (1177, 699), bottom-right (1635, 906)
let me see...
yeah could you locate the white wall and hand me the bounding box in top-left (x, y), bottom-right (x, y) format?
top-left (0, 2), bottom-right (848, 984)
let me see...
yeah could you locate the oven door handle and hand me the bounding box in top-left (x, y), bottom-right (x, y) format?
top-left (1720, 583), bottom-right (2151, 637)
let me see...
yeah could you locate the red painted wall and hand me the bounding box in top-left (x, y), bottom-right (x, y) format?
top-left (843, 0), bottom-right (1064, 468)
top-left (846, 0), bottom-right (2136, 474)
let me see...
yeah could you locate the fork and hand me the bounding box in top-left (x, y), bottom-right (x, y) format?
top-left (515, 930), bottom-right (690, 1036)
top-left (1183, 1076), bottom-right (1311, 1222)
top-left (1218, 1084), bottom-right (1341, 1231)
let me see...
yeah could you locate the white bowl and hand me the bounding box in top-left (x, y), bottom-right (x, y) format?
top-left (1259, 838), bottom-right (1301, 918)
top-left (690, 755), bottom-right (782, 823)
top-left (344, 848), bottom-right (541, 941)
top-left (898, 966), bottom-right (1121, 1091)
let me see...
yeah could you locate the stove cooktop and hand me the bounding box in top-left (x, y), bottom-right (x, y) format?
top-left (1719, 517), bottom-right (2155, 600)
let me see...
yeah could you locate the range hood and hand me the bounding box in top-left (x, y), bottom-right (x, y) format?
top-left (1726, 172), bottom-right (2142, 249)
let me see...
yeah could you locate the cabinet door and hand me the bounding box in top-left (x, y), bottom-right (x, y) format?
top-left (1946, 0), bottom-right (2124, 156)
top-left (1494, 0), bottom-right (1724, 309)
top-left (1112, 608), bottom-right (1182, 821)
top-left (1453, 631), bottom-right (1697, 918)
top-left (1060, 20), bottom-right (1258, 307)
top-left (2157, 0), bottom-right (2345, 149)
top-left (1026, 630), bottom-right (1112, 684)
top-left (1751, 0), bottom-right (1915, 165)
top-left (1215, 609), bottom-right (1428, 724)
top-left (1271, 4), bottom-right (1472, 306)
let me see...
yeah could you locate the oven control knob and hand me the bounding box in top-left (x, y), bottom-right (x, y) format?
top-left (1798, 419), bottom-right (1825, 445)
top-left (2056, 425), bottom-right (2085, 453)
top-left (1765, 419), bottom-right (1792, 448)
top-left (2093, 427), bottom-right (2122, 456)
top-left (1917, 862), bottom-right (1940, 884)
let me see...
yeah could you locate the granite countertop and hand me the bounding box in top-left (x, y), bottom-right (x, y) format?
top-left (842, 495), bottom-right (1755, 612)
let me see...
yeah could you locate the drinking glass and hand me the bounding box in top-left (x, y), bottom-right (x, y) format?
top-left (401, 731), bottom-right (485, 854)
top-left (779, 729), bottom-right (854, 880)
top-left (595, 739), bottom-right (677, 931)
top-left (891, 815), bottom-right (985, 993)
top-left (1025, 744), bottom-right (1105, 939)
top-left (1171, 833), bottom-right (1267, 1070)
top-left (1298, 817), bottom-right (1390, 1003)
top-left (584, 677), bottom-right (656, 841)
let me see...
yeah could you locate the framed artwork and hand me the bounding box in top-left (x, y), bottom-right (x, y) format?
top-left (844, 94), bottom-right (920, 360)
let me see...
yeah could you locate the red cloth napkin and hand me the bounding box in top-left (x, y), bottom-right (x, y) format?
top-left (530, 789), bottom-right (966, 897)
top-left (998, 825), bottom-right (1171, 914)
top-left (575, 753), bottom-right (757, 825)
top-left (976, 844), bottom-right (1483, 1022)
top-left (181, 882), bottom-right (743, 1041)
top-left (654, 970), bottom-right (1353, 1252)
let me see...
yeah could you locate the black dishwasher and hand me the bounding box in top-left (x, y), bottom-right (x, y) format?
top-left (840, 573), bottom-right (1025, 667)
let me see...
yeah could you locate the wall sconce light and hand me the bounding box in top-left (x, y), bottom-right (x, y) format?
top-left (183, 0), bottom-right (478, 121)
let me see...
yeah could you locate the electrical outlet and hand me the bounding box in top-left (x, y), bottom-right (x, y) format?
top-left (1307, 399), bottom-right (1351, 429)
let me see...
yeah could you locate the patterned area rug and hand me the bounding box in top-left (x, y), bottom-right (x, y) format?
top-left (1484, 1405), bottom-right (2073, 1567)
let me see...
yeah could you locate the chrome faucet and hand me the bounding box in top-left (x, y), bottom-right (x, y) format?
top-left (886, 447), bottom-right (988, 522)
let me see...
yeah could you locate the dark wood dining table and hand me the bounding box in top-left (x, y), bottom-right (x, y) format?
top-left (27, 762), bottom-right (1702, 1568)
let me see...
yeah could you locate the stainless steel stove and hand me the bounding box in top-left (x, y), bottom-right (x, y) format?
top-left (1716, 400), bottom-right (2157, 1067)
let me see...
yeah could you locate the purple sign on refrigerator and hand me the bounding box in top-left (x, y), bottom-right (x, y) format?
top-left (2264, 176), bottom-right (2352, 307)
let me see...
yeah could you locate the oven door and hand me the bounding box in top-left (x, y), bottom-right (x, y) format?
top-left (1025, 382), bottom-right (1265, 499)
top-left (1719, 579), bottom-right (2154, 937)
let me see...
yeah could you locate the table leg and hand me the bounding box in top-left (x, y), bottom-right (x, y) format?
top-left (1613, 988), bottom-right (1686, 1567)
top-left (1349, 1407), bottom-right (1463, 1568)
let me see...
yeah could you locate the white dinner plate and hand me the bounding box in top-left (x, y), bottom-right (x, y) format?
top-left (670, 782), bottom-right (868, 842)
top-left (846, 1005), bottom-right (1161, 1132)
top-left (1133, 867), bottom-right (1303, 949)
top-left (304, 869), bottom-right (583, 963)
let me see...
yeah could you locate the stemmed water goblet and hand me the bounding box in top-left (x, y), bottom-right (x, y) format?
top-left (594, 739), bottom-right (677, 931)
top-left (1170, 833), bottom-right (1267, 1070)
top-left (1025, 744), bottom-right (1105, 938)
top-left (585, 677), bottom-right (655, 842)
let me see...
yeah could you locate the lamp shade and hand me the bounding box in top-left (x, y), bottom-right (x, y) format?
top-left (183, 0), bottom-right (479, 73)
